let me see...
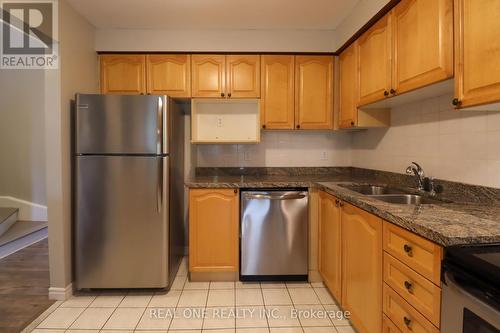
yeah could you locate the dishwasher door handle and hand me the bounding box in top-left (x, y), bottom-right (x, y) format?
top-left (244, 192), bottom-right (308, 200)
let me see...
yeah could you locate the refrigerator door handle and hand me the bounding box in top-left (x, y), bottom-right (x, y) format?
top-left (157, 97), bottom-right (164, 155)
top-left (157, 157), bottom-right (163, 213)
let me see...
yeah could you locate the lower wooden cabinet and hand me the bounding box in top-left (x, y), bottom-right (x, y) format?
top-left (383, 315), bottom-right (403, 333)
top-left (318, 192), bottom-right (342, 302)
top-left (189, 189), bottom-right (239, 273)
top-left (341, 202), bottom-right (383, 333)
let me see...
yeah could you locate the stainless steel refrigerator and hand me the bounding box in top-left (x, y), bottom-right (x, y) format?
top-left (74, 94), bottom-right (185, 289)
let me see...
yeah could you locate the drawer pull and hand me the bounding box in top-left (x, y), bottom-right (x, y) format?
top-left (404, 280), bottom-right (413, 292)
top-left (403, 316), bottom-right (412, 327)
top-left (403, 244), bottom-right (413, 256)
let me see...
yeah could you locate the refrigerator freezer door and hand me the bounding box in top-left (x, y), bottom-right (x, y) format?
top-left (75, 155), bottom-right (169, 289)
top-left (75, 94), bottom-right (168, 155)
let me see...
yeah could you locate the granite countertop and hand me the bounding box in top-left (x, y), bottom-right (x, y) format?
top-left (186, 169), bottom-right (500, 247)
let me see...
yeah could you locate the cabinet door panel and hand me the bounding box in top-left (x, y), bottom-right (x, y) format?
top-left (341, 203), bottom-right (383, 333)
top-left (146, 54), bottom-right (191, 97)
top-left (319, 192), bottom-right (342, 302)
top-left (295, 56), bottom-right (334, 130)
top-left (358, 13), bottom-right (392, 106)
top-left (227, 55), bottom-right (260, 98)
top-left (261, 55), bottom-right (295, 129)
top-left (455, 0), bottom-right (500, 108)
top-left (339, 44), bottom-right (359, 128)
top-left (394, 0), bottom-right (453, 94)
top-left (192, 55), bottom-right (225, 98)
top-left (189, 189), bottom-right (238, 272)
top-left (100, 55), bottom-right (146, 95)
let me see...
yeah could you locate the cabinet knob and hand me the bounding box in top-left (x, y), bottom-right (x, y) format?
top-left (296, 125), bottom-right (301, 129)
top-left (384, 90), bottom-right (389, 97)
top-left (339, 202), bottom-right (344, 207)
top-left (350, 121), bottom-right (355, 127)
top-left (234, 189), bottom-right (238, 194)
top-left (452, 98), bottom-right (461, 106)
top-left (403, 244), bottom-right (413, 256)
top-left (404, 280), bottom-right (413, 291)
top-left (403, 316), bottom-right (412, 327)
top-left (140, 93), bottom-right (144, 95)
top-left (221, 93), bottom-right (225, 97)
top-left (390, 89), bottom-right (396, 95)
top-left (262, 124), bottom-right (266, 129)
top-left (228, 93), bottom-right (232, 98)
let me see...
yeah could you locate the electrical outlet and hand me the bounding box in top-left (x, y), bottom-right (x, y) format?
top-left (244, 151), bottom-right (251, 161)
top-left (321, 151), bottom-right (328, 160)
top-left (217, 117), bottom-right (223, 127)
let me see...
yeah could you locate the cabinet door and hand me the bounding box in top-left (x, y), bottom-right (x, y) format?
top-left (341, 203), bottom-right (383, 333)
top-left (455, 0), bottom-right (500, 108)
top-left (192, 55), bottom-right (226, 98)
top-left (339, 43), bottom-right (359, 128)
top-left (260, 55), bottom-right (295, 129)
top-left (295, 56), bottom-right (334, 130)
top-left (226, 55), bottom-right (260, 98)
top-left (318, 192), bottom-right (342, 302)
top-left (146, 54), bottom-right (191, 97)
top-left (100, 55), bottom-right (146, 95)
top-left (393, 0), bottom-right (453, 94)
top-left (358, 13), bottom-right (392, 106)
top-left (189, 189), bottom-right (239, 272)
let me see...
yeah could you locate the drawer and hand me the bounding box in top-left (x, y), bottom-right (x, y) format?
top-left (383, 222), bottom-right (442, 285)
top-left (384, 253), bottom-right (441, 327)
top-left (384, 284), bottom-right (439, 333)
top-left (383, 314), bottom-right (402, 333)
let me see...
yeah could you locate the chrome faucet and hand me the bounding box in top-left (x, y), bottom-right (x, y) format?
top-left (406, 162), bottom-right (425, 191)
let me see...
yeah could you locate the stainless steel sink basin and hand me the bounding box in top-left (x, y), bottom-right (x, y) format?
top-left (369, 194), bottom-right (441, 205)
top-left (339, 184), bottom-right (407, 195)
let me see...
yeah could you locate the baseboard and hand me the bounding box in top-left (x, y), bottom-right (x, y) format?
top-left (48, 283), bottom-right (73, 301)
top-left (0, 196), bottom-right (47, 221)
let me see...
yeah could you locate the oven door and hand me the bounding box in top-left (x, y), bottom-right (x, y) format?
top-left (441, 271), bottom-right (500, 333)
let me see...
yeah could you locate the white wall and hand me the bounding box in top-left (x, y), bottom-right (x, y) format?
top-left (0, 69), bottom-right (47, 205)
top-left (197, 131), bottom-right (352, 167)
top-left (45, 0), bottom-right (98, 296)
top-left (352, 94), bottom-right (500, 188)
top-left (95, 29), bottom-right (337, 52)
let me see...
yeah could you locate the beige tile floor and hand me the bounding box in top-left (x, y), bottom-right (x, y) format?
top-left (30, 258), bottom-right (357, 333)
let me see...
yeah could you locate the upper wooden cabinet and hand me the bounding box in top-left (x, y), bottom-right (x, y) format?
top-left (191, 54), bottom-right (260, 98)
top-left (146, 55), bottom-right (191, 97)
top-left (100, 55), bottom-right (146, 95)
top-left (342, 202), bottom-right (383, 333)
top-left (189, 189), bottom-right (239, 273)
top-left (260, 55), bottom-right (295, 129)
top-left (339, 44), bottom-right (359, 128)
top-left (295, 55), bottom-right (334, 130)
top-left (454, 0), bottom-right (500, 109)
top-left (318, 192), bottom-right (342, 302)
top-left (393, 0), bottom-right (453, 94)
top-left (227, 55), bottom-right (261, 98)
top-left (358, 13), bottom-right (393, 106)
top-left (191, 55), bottom-right (226, 98)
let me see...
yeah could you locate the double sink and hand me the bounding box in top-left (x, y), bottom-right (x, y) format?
top-left (339, 184), bottom-right (441, 205)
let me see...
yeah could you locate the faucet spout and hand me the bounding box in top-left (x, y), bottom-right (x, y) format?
top-left (406, 162), bottom-right (425, 190)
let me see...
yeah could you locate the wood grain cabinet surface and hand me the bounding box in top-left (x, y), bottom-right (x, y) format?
top-left (191, 54), bottom-right (226, 98)
top-left (189, 189), bottom-right (239, 273)
top-left (100, 54), bottom-right (146, 95)
top-left (226, 55), bottom-right (260, 98)
top-left (146, 54), bottom-right (191, 97)
top-left (339, 43), bottom-right (359, 129)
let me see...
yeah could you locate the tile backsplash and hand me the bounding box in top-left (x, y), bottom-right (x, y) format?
top-left (197, 131), bottom-right (352, 167)
top-left (352, 93), bottom-right (500, 188)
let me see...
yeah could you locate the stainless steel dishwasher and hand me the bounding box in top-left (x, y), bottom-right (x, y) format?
top-left (240, 189), bottom-right (308, 281)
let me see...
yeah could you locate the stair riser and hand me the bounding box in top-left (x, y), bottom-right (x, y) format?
top-left (0, 212), bottom-right (17, 237)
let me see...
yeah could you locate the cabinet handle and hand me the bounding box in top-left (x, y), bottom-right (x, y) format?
top-left (228, 93), bottom-right (232, 98)
top-left (335, 199), bottom-right (340, 207)
top-left (452, 98), bottom-right (461, 106)
top-left (262, 124), bottom-right (266, 129)
top-left (384, 90), bottom-right (389, 97)
top-left (296, 125), bottom-right (301, 129)
top-left (404, 280), bottom-right (413, 291)
top-left (221, 93), bottom-right (225, 97)
top-left (403, 244), bottom-right (413, 256)
top-left (140, 93), bottom-right (145, 95)
top-left (350, 121), bottom-right (355, 127)
top-left (234, 189), bottom-right (238, 194)
top-left (403, 316), bottom-right (412, 327)
top-left (390, 89), bottom-right (396, 95)
top-left (339, 202), bottom-right (344, 207)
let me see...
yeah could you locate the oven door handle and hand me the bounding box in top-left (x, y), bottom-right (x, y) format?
top-left (244, 193), bottom-right (308, 200)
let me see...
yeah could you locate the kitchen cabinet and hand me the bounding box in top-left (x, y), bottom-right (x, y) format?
top-left (454, 0), bottom-right (500, 109)
top-left (191, 55), bottom-right (226, 98)
top-left (318, 192), bottom-right (342, 302)
top-left (100, 55), bottom-right (146, 95)
top-left (383, 315), bottom-right (402, 333)
top-left (295, 55), bottom-right (334, 130)
top-left (358, 13), bottom-right (392, 106)
top-left (339, 43), bottom-right (359, 128)
top-left (146, 54), bottom-right (191, 97)
top-left (189, 189), bottom-right (239, 273)
top-left (260, 55), bottom-right (295, 129)
top-left (341, 202), bottom-right (383, 333)
top-left (393, 0), bottom-right (453, 95)
top-left (192, 54), bottom-right (260, 98)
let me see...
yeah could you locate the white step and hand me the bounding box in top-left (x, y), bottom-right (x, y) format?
top-left (0, 221), bottom-right (48, 259)
top-left (0, 207), bottom-right (18, 237)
